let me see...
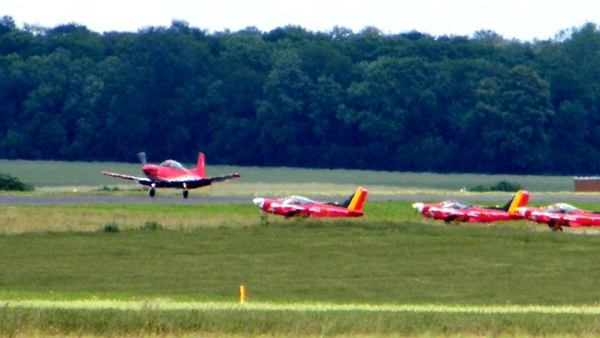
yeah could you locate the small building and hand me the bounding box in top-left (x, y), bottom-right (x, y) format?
top-left (574, 177), bottom-right (600, 192)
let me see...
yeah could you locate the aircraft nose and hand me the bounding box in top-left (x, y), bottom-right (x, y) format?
top-left (412, 202), bottom-right (424, 213)
top-left (142, 166), bottom-right (152, 176)
top-left (253, 198), bottom-right (264, 209)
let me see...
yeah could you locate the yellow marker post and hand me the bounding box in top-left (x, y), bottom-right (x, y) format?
top-left (239, 285), bottom-right (246, 303)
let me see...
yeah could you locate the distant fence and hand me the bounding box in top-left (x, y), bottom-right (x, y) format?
top-left (574, 177), bottom-right (600, 192)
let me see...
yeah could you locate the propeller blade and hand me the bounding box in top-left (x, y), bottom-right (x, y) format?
top-left (137, 152), bottom-right (147, 165)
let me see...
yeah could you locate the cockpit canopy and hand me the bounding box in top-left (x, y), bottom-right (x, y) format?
top-left (160, 159), bottom-right (185, 170)
top-left (439, 200), bottom-right (472, 209)
top-left (282, 196), bottom-right (314, 205)
top-left (544, 203), bottom-right (579, 214)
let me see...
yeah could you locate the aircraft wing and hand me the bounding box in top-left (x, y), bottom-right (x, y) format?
top-left (102, 171), bottom-right (239, 189)
top-left (160, 173), bottom-right (240, 189)
top-left (284, 206), bottom-right (311, 218)
top-left (207, 173), bottom-right (241, 183)
top-left (101, 171), bottom-right (153, 185)
top-left (554, 214), bottom-right (600, 227)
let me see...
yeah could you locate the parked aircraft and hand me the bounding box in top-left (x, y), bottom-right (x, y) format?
top-left (412, 190), bottom-right (530, 223)
top-left (253, 186), bottom-right (368, 218)
top-left (102, 152), bottom-right (240, 198)
top-left (516, 203), bottom-right (600, 231)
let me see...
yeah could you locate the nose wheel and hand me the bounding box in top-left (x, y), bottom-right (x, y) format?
top-left (183, 190), bottom-right (189, 199)
top-left (149, 187), bottom-right (156, 197)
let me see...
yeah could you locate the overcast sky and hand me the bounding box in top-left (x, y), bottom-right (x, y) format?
top-left (2, 0), bottom-right (600, 41)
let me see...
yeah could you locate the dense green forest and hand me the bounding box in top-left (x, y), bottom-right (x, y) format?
top-left (0, 15), bottom-right (599, 175)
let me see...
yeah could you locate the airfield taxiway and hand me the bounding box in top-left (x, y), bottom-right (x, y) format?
top-left (0, 193), bottom-right (597, 205)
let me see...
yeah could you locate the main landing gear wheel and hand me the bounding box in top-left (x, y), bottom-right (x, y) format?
top-left (149, 188), bottom-right (156, 197)
top-left (548, 221), bottom-right (563, 232)
top-left (183, 190), bottom-right (189, 199)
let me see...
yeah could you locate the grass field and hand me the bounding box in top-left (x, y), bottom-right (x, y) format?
top-left (0, 160), bottom-right (599, 337)
top-left (2, 201), bottom-right (600, 336)
top-left (0, 158), bottom-right (578, 193)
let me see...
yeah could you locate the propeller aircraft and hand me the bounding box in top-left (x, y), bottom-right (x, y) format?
top-left (252, 186), bottom-right (368, 218)
top-left (412, 190), bottom-right (530, 224)
top-left (516, 203), bottom-right (600, 232)
top-left (102, 152), bottom-right (240, 198)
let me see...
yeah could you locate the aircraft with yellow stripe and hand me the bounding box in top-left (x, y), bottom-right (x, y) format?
top-left (412, 190), bottom-right (529, 224)
top-left (253, 186), bottom-right (368, 218)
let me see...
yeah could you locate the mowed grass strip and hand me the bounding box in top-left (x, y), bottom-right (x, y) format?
top-left (6, 299), bottom-right (600, 314)
top-left (2, 306), bottom-right (600, 337)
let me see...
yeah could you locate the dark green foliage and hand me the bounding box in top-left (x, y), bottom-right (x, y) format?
top-left (0, 173), bottom-right (33, 191)
top-left (491, 180), bottom-right (523, 191)
top-left (139, 221), bottom-right (164, 231)
top-left (1, 17), bottom-right (600, 174)
top-left (470, 180), bottom-right (523, 192)
top-left (98, 186), bottom-right (120, 191)
top-left (103, 222), bottom-right (119, 233)
top-left (468, 185), bottom-right (486, 192)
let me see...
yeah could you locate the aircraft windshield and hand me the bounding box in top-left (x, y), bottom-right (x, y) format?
top-left (544, 203), bottom-right (579, 213)
top-left (283, 196), bottom-right (314, 205)
top-left (160, 159), bottom-right (185, 170)
top-left (439, 200), bottom-right (472, 209)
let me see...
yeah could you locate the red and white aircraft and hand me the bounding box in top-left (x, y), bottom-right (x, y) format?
top-left (102, 152), bottom-right (240, 198)
top-left (412, 190), bottom-right (530, 223)
top-left (253, 186), bottom-right (368, 218)
top-left (516, 203), bottom-right (600, 232)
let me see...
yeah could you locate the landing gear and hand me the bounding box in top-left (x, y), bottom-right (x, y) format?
top-left (182, 183), bottom-right (189, 199)
top-left (149, 187), bottom-right (156, 197)
top-left (548, 221), bottom-right (563, 232)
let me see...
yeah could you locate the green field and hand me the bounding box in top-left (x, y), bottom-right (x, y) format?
top-left (0, 158), bottom-right (578, 193)
top-left (2, 202), bottom-right (600, 336)
top-left (1, 161), bottom-right (600, 337)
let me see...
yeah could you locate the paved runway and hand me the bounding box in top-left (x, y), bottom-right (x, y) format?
top-left (0, 193), bottom-right (598, 205)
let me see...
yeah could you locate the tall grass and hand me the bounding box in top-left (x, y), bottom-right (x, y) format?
top-left (0, 203), bottom-right (264, 233)
top-left (2, 307), bottom-right (600, 337)
top-left (0, 200), bottom-right (552, 234)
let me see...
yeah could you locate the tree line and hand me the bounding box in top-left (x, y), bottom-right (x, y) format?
top-left (1, 16), bottom-right (599, 175)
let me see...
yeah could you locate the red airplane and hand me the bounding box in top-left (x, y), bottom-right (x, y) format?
top-left (101, 152), bottom-right (240, 198)
top-left (412, 190), bottom-right (530, 224)
top-left (252, 186), bottom-right (368, 218)
top-left (516, 203), bottom-right (600, 232)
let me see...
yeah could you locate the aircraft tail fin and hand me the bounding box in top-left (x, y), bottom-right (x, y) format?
top-left (343, 186), bottom-right (368, 211)
top-left (503, 190), bottom-right (530, 213)
top-left (194, 152), bottom-right (206, 178)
